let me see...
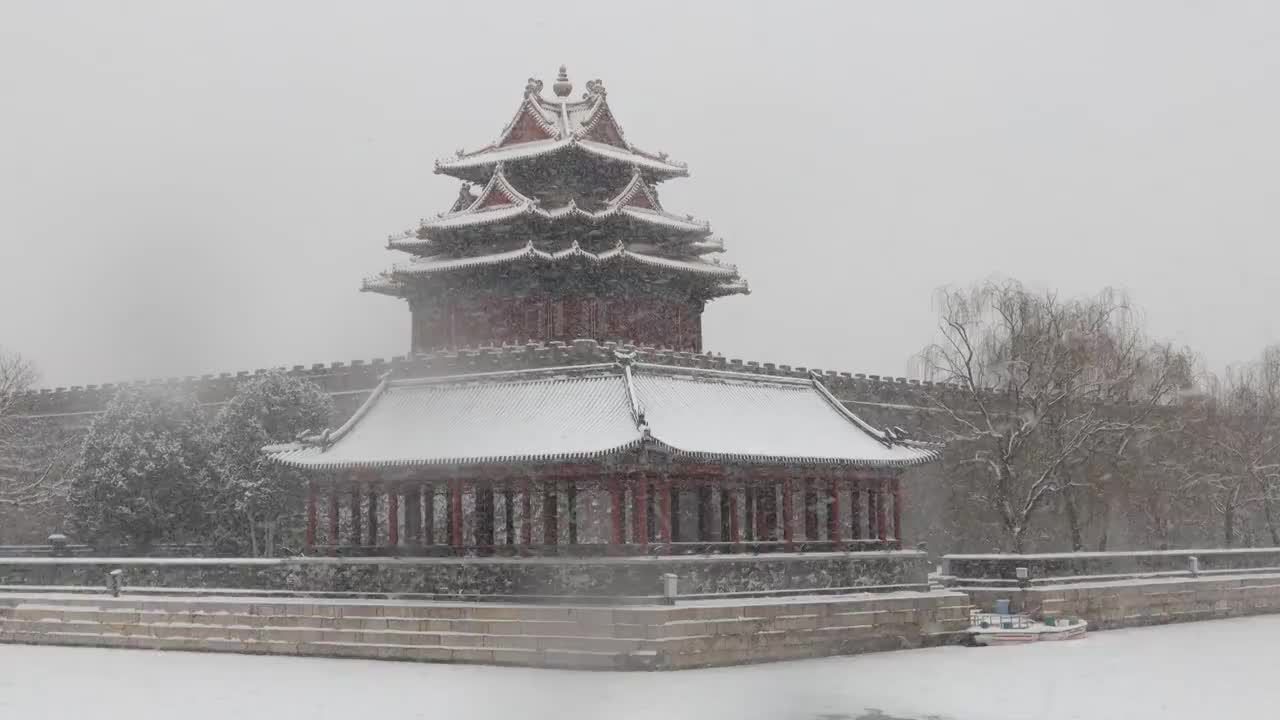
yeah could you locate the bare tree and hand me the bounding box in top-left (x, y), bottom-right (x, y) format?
top-left (918, 280), bottom-right (1190, 552)
top-left (0, 348), bottom-right (70, 512)
top-left (1177, 348), bottom-right (1280, 546)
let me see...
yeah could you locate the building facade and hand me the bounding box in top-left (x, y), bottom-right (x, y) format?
top-left (264, 68), bottom-right (940, 556)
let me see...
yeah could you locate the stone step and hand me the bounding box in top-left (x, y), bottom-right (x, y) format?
top-left (7, 605), bottom-right (646, 639)
top-left (2, 616), bottom-right (651, 654)
top-left (0, 628), bottom-right (631, 669)
top-left (7, 603), bottom-right (806, 642)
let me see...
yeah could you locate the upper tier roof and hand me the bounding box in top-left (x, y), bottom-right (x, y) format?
top-left (435, 72), bottom-right (688, 183)
top-left (263, 358), bottom-right (941, 470)
top-left (390, 168), bottom-right (714, 253)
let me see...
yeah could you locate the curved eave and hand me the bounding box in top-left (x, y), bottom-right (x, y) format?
top-left (705, 280), bottom-right (751, 299)
top-left (662, 446), bottom-right (939, 468)
top-left (389, 244), bottom-right (740, 280)
top-left (267, 438), bottom-right (647, 471)
top-left (360, 275), bottom-right (406, 297)
top-left (435, 140), bottom-right (688, 182)
top-left (397, 207), bottom-right (712, 251)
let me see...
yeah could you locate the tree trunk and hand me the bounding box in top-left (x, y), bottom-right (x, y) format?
top-left (1010, 525), bottom-right (1025, 554)
top-left (1224, 504), bottom-right (1235, 548)
top-left (1063, 487), bottom-right (1084, 551)
top-left (248, 515), bottom-right (259, 558)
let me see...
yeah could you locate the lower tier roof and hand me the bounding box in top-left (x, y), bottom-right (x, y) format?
top-left (263, 357), bottom-right (941, 471)
top-left (361, 241), bottom-right (749, 299)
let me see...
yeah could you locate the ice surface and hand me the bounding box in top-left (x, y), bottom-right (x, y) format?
top-left (2, 614), bottom-right (1276, 720)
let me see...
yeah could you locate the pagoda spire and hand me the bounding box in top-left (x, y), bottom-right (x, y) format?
top-left (552, 65), bottom-right (573, 97)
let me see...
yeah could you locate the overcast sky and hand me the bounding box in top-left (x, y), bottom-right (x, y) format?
top-left (2, 1), bottom-right (1278, 387)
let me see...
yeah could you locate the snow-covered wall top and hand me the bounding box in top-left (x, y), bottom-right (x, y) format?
top-left (12, 339), bottom-right (975, 422)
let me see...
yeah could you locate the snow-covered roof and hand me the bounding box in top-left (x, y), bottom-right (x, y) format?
top-left (263, 359), bottom-right (942, 470)
top-left (390, 169), bottom-right (711, 252)
top-left (434, 73), bottom-right (688, 182)
top-left (388, 241), bottom-right (740, 279)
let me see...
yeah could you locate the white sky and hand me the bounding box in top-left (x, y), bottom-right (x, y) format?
top-left (2, 1), bottom-right (1279, 387)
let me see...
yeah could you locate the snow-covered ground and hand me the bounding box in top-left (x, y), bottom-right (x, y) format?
top-left (3, 615), bottom-right (1275, 720)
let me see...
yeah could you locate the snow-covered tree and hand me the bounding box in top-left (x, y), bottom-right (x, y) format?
top-left (0, 348), bottom-right (70, 513)
top-left (66, 387), bottom-right (213, 549)
top-left (919, 280), bottom-right (1191, 552)
top-left (211, 372), bottom-right (332, 556)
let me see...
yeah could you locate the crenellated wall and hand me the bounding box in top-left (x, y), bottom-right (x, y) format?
top-left (11, 338), bottom-right (981, 424)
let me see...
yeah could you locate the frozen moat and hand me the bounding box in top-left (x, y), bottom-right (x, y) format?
top-left (2, 614), bottom-right (1275, 720)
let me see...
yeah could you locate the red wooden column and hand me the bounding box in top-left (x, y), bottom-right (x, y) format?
top-left (423, 482), bottom-right (435, 546)
top-left (891, 475), bottom-right (903, 544)
top-left (305, 480), bottom-right (317, 551)
top-left (349, 483), bottom-right (362, 547)
top-left (366, 488), bottom-right (378, 547)
top-left (450, 477), bottom-right (464, 548)
top-left (542, 476), bottom-right (559, 546)
top-left (632, 471), bottom-right (649, 548)
top-left (502, 478), bottom-right (515, 546)
top-left (827, 471), bottom-right (842, 545)
top-left (781, 474), bottom-right (794, 547)
top-left (519, 477), bottom-right (532, 546)
top-left (609, 475), bottom-right (624, 546)
top-left (803, 476), bottom-right (818, 540)
top-left (475, 480), bottom-right (495, 548)
top-left (387, 487), bottom-right (399, 548)
top-left (658, 474), bottom-right (673, 546)
top-left (727, 483), bottom-right (740, 545)
top-left (697, 482), bottom-right (713, 542)
top-left (403, 485), bottom-right (420, 545)
top-left (849, 476), bottom-right (862, 541)
top-left (753, 480), bottom-right (768, 542)
top-left (866, 480), bottom-right (879, 541)
top-left (877, 477), bottom-right (889, 543)
top-left (327, 490), bottom-right (340, 549)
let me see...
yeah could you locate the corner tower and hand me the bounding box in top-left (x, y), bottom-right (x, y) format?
top-left (363, 67), bottom-right (748, 354)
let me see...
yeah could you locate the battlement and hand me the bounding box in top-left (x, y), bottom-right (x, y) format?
top-left (13, 339), bottom-right (979, 419)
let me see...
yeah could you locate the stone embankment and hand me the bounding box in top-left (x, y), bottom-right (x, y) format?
top-left (943, 548), bottom-right (1280, 629)
top-left (0, 591), bottom-right (970, 670)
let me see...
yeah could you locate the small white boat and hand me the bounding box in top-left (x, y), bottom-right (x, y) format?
top-left (968, 610), bottom-right (1088, 646)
